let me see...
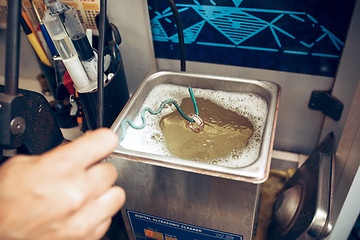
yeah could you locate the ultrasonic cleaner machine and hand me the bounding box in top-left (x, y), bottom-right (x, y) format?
top-left (107, 70), bottom-right (280, 240)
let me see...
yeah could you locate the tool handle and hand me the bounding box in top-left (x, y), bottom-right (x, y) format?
top-left (40, 23), bottom-right (58, 56)
top-left (27, 33), bottom-right (51, 66)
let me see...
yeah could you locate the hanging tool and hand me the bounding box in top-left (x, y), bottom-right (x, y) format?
top-left (20, 15), bottom-right (51, 66)
top-left (29, 0), bottom-right (58, 56)
top-left (62, 6), bottom-right (101, 83)
top-left (42, 10), bottom-right (91, 92)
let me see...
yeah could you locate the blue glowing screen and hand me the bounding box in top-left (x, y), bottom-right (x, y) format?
top-left (147, 0), bottom-right (355, 77)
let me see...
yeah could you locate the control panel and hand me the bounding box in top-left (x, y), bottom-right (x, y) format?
top-left (127, 210), bottom-right (243, 240)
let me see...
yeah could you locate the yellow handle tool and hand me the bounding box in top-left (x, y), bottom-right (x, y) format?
top-left (20, 15), bottom-right (51, 66)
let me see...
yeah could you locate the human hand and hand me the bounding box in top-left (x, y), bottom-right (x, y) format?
top-left (0, 128), bottom-right (125, 240)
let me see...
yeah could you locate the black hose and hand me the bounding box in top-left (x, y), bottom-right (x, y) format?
top-left (97, 0), bottom-right (106, 128)
top-left (5, 0), bottom-right (22, 95)
top-left (167, 0), bottom-right (186, 72)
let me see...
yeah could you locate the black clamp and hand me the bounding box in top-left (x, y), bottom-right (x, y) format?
top-left (308, 90), bottom-right (343, 121)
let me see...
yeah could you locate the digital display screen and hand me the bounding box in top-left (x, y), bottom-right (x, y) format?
top-left (144, 229), bottom-right (164, 240)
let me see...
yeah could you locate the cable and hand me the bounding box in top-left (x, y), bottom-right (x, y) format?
top-left (188, 87), bottom-right (198, 115)
top-left (120, 87), bottom-right (198, 141)
top-left (121, 1), bottom-right (189, 140)
top-left (97, 0), bottom-right (106, 128)
top-left (167, 0), bottom-right (186, 72)
top-left (5, 0), bottom-right (22, 95)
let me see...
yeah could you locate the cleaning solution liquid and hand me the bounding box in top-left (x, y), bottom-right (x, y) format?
top-left (120, 84), bottom-right (268, 168)
top-left (160, 97), bottom-right (254, 162)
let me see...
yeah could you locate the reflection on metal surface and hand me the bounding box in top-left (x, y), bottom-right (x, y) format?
top-left (268, 132), bottom-right (335, 240)
top-left (272, 184), bottom-right (302, 230)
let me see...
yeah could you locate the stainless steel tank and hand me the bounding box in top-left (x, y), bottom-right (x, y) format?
top-left (107, 71), bottom-right (280, 240)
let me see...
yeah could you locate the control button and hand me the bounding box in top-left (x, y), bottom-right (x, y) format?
top-left (144, 229), bottom-right (164, 240)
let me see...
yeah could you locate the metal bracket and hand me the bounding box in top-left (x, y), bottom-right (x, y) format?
top-left (309, 90), bottom-right (344, 121)
top-left (0, 93), bottom-right (26, 148)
